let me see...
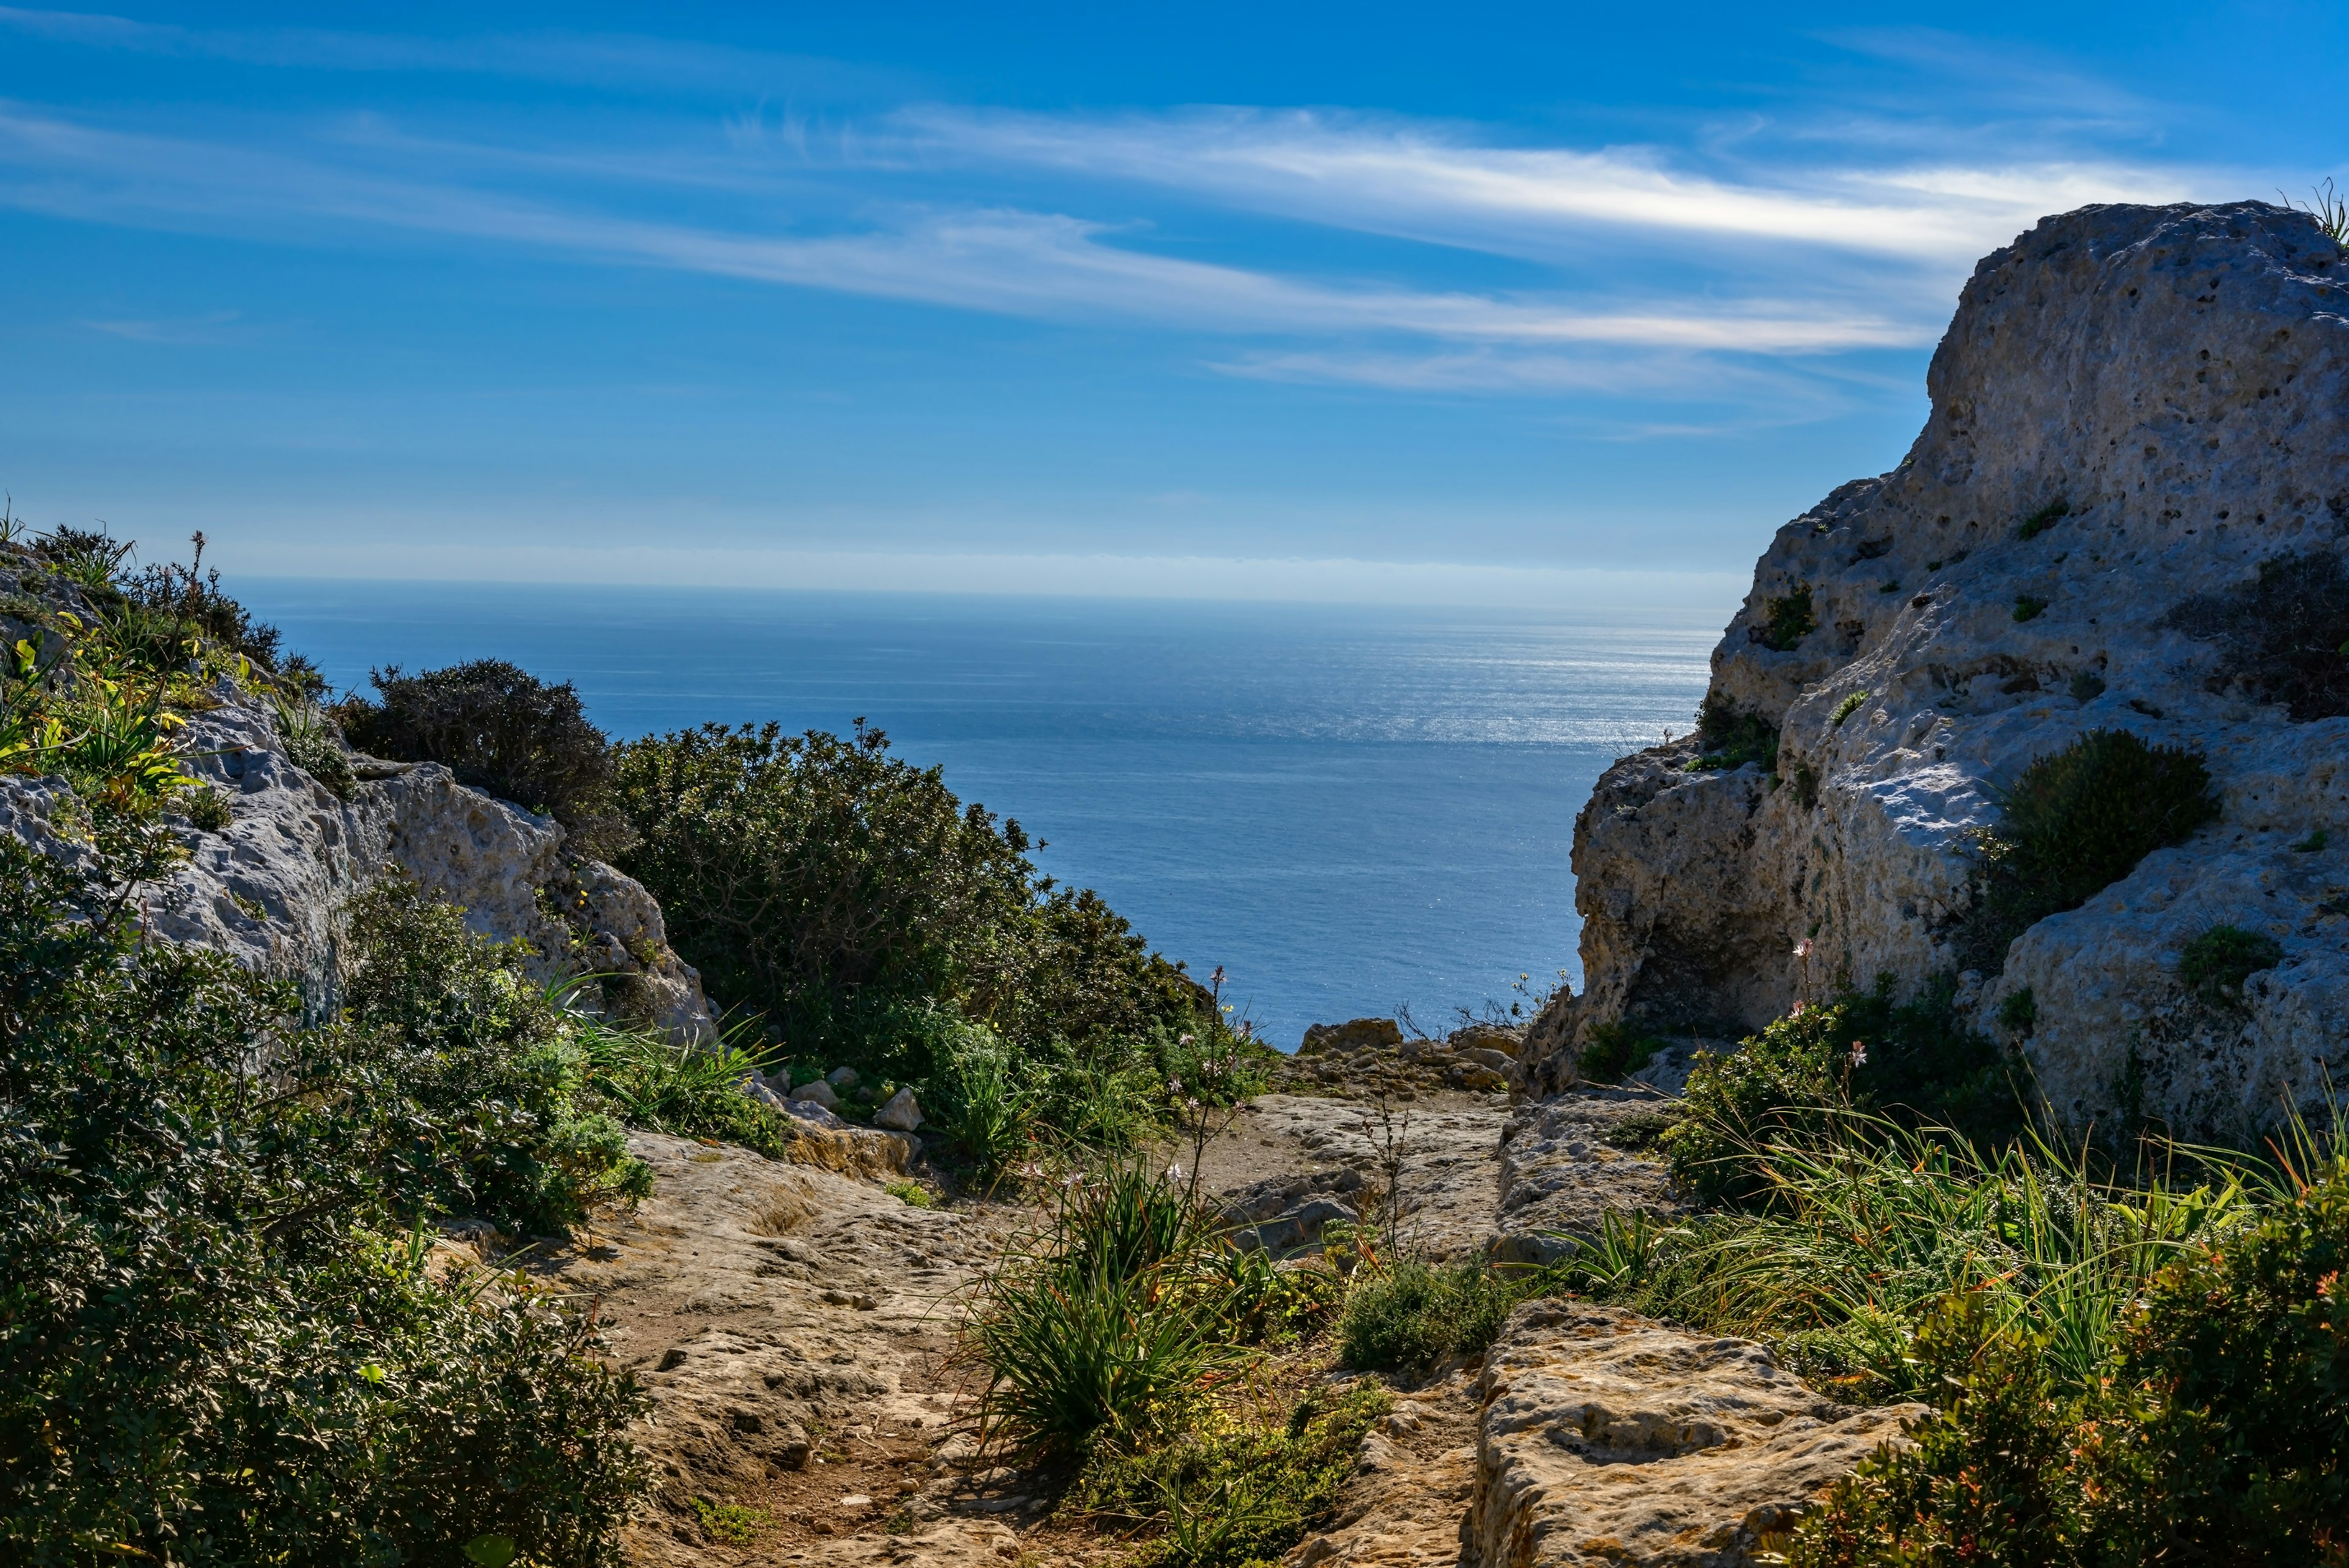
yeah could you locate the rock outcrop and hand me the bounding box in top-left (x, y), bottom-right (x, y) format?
top-left (0, 552), bottom-right (714, 1039)
top-left (1527, 202), bottom-right (2349, 1137)
top-left (1461, 1301), bottom-right (1926, 1567)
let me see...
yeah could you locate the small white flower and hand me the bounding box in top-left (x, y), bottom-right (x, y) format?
top-left (1791, 1000), bottom-right (1808, 1016)
top-left (1850, 1042), bottom-right (1869, 1067)
top-left (1793, 938), bottom-right (1813, 960)
top-left (1166, 1164), bottom-right (1184, 1181)
top-left (1179, 1033), bottom-right (1195, 1046)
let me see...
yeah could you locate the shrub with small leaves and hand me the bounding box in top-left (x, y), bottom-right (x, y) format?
top-left (2177, 923), bottom-right (2284, 1006)
top-left (1759, 584), bottom-right (1816, 651)
top-left (1965, 729), bottom-right (2219, 971)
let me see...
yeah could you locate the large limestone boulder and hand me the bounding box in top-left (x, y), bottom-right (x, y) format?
top-left (1527, 202), bottom-right (2349, 1137)
top-left (1462, 1301), bottom-right (1924, 1567)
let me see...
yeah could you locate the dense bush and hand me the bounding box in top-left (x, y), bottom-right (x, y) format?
top-left (1664, 976), bottom-right (2022, 1205)
top-left (1791, 1148), bottom-right (2349, 1565)
top-left (611, 720), bottom-right (1208, 1064)
top-left (336, 660), bottom-right (629, 853)
top-left (1577, 1020), bottom-right (1662, 1082)
top-left (0, 841), bottom-right (648, 1564)
top-left (1759, 584), bottom-right (1816, 651)
top-left (2166, 548), bottom-right (2349, 721)
top-left (1965, 728), bottom-right (2219, 970)
top-left (1335, 1258), bottom-right (1535, 1376)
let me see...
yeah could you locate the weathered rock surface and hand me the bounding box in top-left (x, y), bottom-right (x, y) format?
top-left (1526, 202), bottom-right (2349, 1135)
top-left (0, 594), bottom-right (713, 1038)
top-left (1278, 1022), bottom-right (1521, 1098)
top-left (1462, 1301), bottom-right (1925, 1567)
top-left (1490, 1092), bottom-right (1682, 1266)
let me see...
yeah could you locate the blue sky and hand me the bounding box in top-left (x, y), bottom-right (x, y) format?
top-left (1, 2), bottom-right (2338, 603)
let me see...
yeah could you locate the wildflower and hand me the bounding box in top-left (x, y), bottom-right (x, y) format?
top-left (1168, 1078), bottom-right (1184, 1094)
top-left (1211, 965), bottom-right (1226, 987)
top-left (1179, 1033), bottom-right (1195, 1046)
top-left (1791, 1000), bottom-right (1807, 1016)
top-left (1185, 1097), bottom-right (1201, 1112)
top-left (1793, 938), bottom-right (1813, 960)
top-left (1166, 1164), bottom-right (1184, 1182)
top-left (1850, 1041), bottom-right (1868, 1067)
top-left (1237, 1022), bottom-right (1253, 1039)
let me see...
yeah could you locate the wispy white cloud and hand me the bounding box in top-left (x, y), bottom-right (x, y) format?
top-left (897, 106), bottom-right (2205, 264)
top-left (0, 106), bottom-right (1927, 364)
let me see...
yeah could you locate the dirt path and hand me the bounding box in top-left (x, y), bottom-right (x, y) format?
top-left (502, 1077), bottom-right (1679, 1566)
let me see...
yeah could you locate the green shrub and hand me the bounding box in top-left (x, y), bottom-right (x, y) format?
top-left (2178, 923), bottom-right (2284, 1005)
top-left (1998, 985), bottom-right (2038, 1033)
top-left (2016, 497), bottom-right (2071, 541)
top-left (183, 781), bottom-right (232, 830)
top-left (340, 877), bottom-right (653, 1233)
top-left (1064, 1383), bottom-right (1390, 1568)
top-left (1577, 1020), bottom-right (1661, 1082)
top-left (2014, 593), bottom-right (2050, 622)
top-left (612, 721), bottom-right (1206, 1065)
top-left (1760, 584), bottom-right (1816, 651)
top-left (1685, 691), bottom-right (1780, 773)
top-left (1666, 976), bottom-right (2021, 1205)
top-left (1965, 729), bottom-right (2220, 971)
top-left (1791, 1149), bottom-right (2349, 1564)
top-left (1830, 689), bottom-right (1868, 727)
top-left (2069, 669), bottom-right (2107, 702)
top-left (336, 660), bottom-right (630, 853)
top-left (0, 839), bottom-right (648, 1564)
top-left (1335, 1258), bottom-right (1531, 1375)
top-left (2165, 548), bottom-right (2349, 721)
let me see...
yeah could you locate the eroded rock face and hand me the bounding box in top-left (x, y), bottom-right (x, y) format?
top-left (1528, 201), bottom-right (2349, 1135)
top-left (0, 675), bottom-right (714, 1039)
top-left (1462, 1301), bottom-right (1924, 1567)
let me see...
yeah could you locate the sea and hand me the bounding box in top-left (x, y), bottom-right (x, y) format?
top-left (233, 580), bottom-right (1721, 1051)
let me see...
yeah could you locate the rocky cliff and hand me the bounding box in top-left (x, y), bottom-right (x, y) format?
top-left (1526, 201), bottom-right (2349, 1139)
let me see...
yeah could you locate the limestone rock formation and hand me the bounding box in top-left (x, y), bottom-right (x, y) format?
top-left (0, 655), bottom-right (714, 1040)
top-left (1461, 1301), bottom-right (1925, 1567)
top-left (1526, 202), bottom-right (2349, 1137)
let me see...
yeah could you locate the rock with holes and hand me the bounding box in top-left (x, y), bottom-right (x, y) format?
top-left (1462, 1301), bottom-right (1925, 1567)
top-left (1521, 203), bottom-right (2349, 1136)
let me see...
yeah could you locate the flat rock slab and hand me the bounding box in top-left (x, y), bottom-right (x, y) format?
top-left (1492, 1091), bottom-right (1682, 1264)
top-left (1463, 1301), bottom-right (1924, 1568)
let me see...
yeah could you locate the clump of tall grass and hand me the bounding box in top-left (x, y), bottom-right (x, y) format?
top-left (1568, 1111), bottom-right (2252, 1401)
top-left (964, 1160), bottom-right (1243, 1465)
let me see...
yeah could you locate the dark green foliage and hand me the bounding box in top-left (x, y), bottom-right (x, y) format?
top-left (1064, 1384), bottom-right (1390, 1568)
top-left (336, 661), bottom-right (629, 853)
top-left (2165, 549), bottom-right (2349, 721)
top-left (2068, 669), bottom-right (2106, 701)
top-left (612, 720), bottom-right (1207, 1064)
top-left (1605, 1108), bottom-right (1679, 1152)
top-left (0, 840), bottom-right (648, 1564)
top-left (2295, 828), bottom-right (2329, 853)
top-left (182, 782), bottom-right (232, 830)
top-left (1759, 584), bottom-right (1816, 651)
top-left (1965, 729), bottom-right (2220, 971)
top-left (2014, 593), bottom-right (2050, 622)
top-left (1998, 985), bottom-right (2038, 1034)
top-left (1335, 1259), bottom-right (1532, 1375)
top-left (2016, 497), bottom-right (2071, 540)
top-left (1666, 976), bottom-right (2022, 1205)
top-left (1578, 1020), bottom-right (1661, 1082)
top-left (2178, 923), bottom-right (2284, 1006)
top-left (340, 878), bottom-right (653, 1234)
top-left (1685, 690), bottom-right (1780, 773)
top-left (1792, 1154), bottom-right (2349, 1566)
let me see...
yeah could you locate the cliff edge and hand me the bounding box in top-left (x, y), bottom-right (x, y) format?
top-left (1526, 201), bottom-right (2349, 1139)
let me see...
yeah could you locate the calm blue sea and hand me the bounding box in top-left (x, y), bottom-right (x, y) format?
top-left (233, 581), bottom-right (1718, 1050)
